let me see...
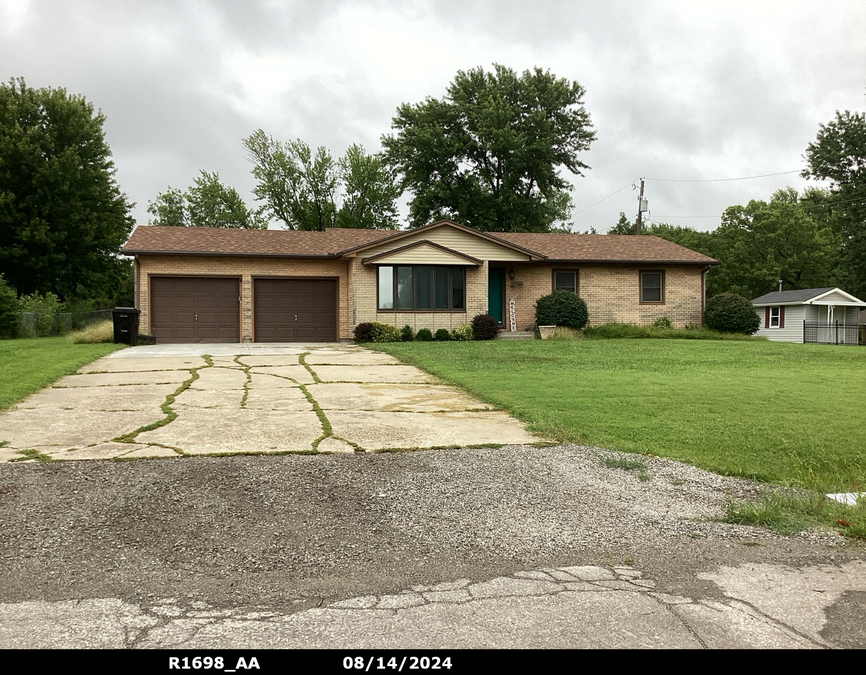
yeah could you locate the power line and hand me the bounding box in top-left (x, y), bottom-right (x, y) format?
top-left (573, 179), bottom-right (639, 215)
top-left (645, 170), bottom-right (800, 183)
top-left (652, 196), bottom-right (866, 220)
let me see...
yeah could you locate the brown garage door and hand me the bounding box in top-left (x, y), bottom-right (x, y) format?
top-left (254, 278), bottom-right (337, 342)
top-left (150, 277), bottom-right (240, 343)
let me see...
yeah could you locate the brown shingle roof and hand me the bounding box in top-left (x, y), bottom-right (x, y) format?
top-left (493, 232), bottom-right (717, 264)
top-left (122, 225), bottom-right (389, 257)
top-left (122, 223), bottom-right (718, 265)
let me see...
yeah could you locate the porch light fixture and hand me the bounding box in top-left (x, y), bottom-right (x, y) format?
top-left (508, 269), bottom-right (515, 280)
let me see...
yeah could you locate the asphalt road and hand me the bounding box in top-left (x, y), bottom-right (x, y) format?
top-left (1, 445), bottom-right (864, 650)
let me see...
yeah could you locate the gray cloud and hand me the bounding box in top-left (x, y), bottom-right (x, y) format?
top-left (1, 0), bottom-right (863, 231)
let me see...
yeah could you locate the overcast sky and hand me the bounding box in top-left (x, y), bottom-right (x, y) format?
top-left (2, 0), bottom-right (864, 233)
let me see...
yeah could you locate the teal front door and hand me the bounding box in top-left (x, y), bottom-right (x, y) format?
top-left (488, 268), bottom-right (505, 324)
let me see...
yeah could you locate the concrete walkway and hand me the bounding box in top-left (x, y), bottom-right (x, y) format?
top-left (0, 343), bottom-right (541, 462)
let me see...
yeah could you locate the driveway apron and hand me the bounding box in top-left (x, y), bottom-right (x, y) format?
top-left (0, 343), bottom-right (541, 462)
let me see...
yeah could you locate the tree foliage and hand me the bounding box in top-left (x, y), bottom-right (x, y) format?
top-left (382, 64), bottom-right (596, 232)
top-left (244, 132), bottom-right (399, 231)
top-left (336, 144), bottom-right (401, 229)
top-left (243, 129), bottom-right (336, 231)
top-left (147, 171), bottom-right (266, 229)
top-left (0, 77), bottom-right (134, 302)
top-left (803, 110), bottom-right (866, 297)
top-left (709, 188), bottom-right (840, 299)
top-left (609, 212), bottom-right (636, 234)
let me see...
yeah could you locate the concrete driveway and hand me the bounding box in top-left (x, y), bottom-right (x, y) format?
top-left (0, 343), bottom-right (541, 462)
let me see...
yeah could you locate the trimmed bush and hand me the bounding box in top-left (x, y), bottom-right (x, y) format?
top-left (353, 322), bottom-right (374, 342)
top-left (434, 328), bottom-right (451, 341)
top-left (400, 325), bottom-right (414, 342)
top-left (704, 293), bottom-right (761, 334)
top-left (535, 290), bottom-right (589, 330)
top-left (416, 328), bottom-right (433, 341)
top-left (471, 313), bottom-right (498, 340)
top-left (0, 274), bottom-right (17, 339)
top-left (451, 323), bottom-right (473, 341)
top-left (370, 322), bottom-right (403, 343)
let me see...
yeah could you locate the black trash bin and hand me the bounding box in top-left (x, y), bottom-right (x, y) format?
top-left (112, 307), bottom-right (141, 346)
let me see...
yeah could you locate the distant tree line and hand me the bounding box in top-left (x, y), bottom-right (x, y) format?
top-left (607, 111), bottom-right (866, 300)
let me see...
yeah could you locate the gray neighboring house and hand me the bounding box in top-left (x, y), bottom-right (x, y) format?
top-left (752, 287), bottom-right (866, 344)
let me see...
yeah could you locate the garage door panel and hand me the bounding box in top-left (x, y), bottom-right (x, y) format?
top-left (254, 278), bottom-right (336, 343)
top-left (150, 277), bottom-right (239, 343)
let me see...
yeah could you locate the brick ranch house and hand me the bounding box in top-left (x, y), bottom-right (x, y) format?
top-left (122, 219), bottom-right (719, 343)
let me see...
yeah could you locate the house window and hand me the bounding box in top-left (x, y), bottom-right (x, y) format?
top-left (377, 265), bottom-right (465, 311)
top-left (765, 306), bottom-right (784, 328)
top-left (640, 271), bottom-right (664, 303)
top-left (553, 270), bottom-right (578, 293)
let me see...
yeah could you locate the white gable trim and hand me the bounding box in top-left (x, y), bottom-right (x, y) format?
top-left (361, 240), bottom-right (482, 266)
top-left (805, 288), bottom-right (866, 306)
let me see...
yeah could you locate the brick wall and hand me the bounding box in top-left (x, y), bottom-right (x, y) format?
top-left (505, 264), bottom-right (704, 329)
top-left (136, 255), bottom-right (352, 341)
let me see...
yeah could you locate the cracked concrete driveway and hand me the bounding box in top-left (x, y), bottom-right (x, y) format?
top-left (0, 343), bottom-right (541, 462)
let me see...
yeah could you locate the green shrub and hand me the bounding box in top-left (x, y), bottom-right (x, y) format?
top-left (416, 328), bottom-right (433, 341)
top-left (17, 292), bottom-right (61, 337)
top-left (0, 275), bottom-right (17, 339)
top-left (434, 328), bottom-right (451, 341)
top-left (471, 313), bottom-right (499, 340)
top-left (400, 325), bottom-right (415, 342)
top-left (451, 323), bottom-right (473, 341)
top-left (370, 322), bottom-right (402, 343)
top-left (535, 290), bottom-right (588, 329)
top-left (652, 316), bottom-right (672, 329)
top-left (705, 293), bottom-right (761, 334)
top-left (354, 322), bottom-right (374, 342)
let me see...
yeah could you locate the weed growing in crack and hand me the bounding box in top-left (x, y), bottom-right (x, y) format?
top-left (113, 355), bottom-right (213, 443)
top-left (9, 448), bottom-right (53, 462)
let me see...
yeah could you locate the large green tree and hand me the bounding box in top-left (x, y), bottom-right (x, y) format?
top-left (0, 77), bottom-right (134, 302)
top-left (243, 130), bottom-right (338, 231)
top-left (147, 171), bottom-right (267, 229)
top-left (709, 188), bottom-right (840, 299)
top-left (243, 131), bottom-right (399, 231)
top-left (336, 144), bottom-right (401, 229)
top-left (382, 64), bottom-right (596, 232)
top-left (802, 110), bottom-right (866, 298)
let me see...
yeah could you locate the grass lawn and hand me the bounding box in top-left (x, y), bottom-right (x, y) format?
top-left (0, 337), bottom-right (125, 410)
top-left (373, 339), bottom-right (866, 493)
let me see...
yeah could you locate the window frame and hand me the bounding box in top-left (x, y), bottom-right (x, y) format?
top-left (769, 306), bottom-right (781, 328)
top-left (552, 268), bottom-right (579, 294)
top-left (376, 265), bottom-right (466, 312)
top-left (639, 270), bottom-right (665, 304)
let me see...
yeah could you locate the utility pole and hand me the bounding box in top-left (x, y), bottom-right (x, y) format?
top-left (635, 178), bottom-right (645, 235)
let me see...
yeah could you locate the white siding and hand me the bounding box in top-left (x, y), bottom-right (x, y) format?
top-left (360, 226), bottom-right (532, 262)
top-left (813, 290), bottom-right (857, 304)
top-left (756, 305), bottom-right (805, 342)
top-left (364, 243), bottom-right (480, 266)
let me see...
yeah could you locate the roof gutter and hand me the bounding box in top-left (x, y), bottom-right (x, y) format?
top-left (120, 250), bottom-right (343, 259)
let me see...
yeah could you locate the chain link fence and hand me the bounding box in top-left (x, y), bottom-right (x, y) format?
top-left (16, 308), bottom-right (113, 338)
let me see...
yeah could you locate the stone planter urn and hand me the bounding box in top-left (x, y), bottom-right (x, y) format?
top-left (538, 325), bottom-right (556, 340)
